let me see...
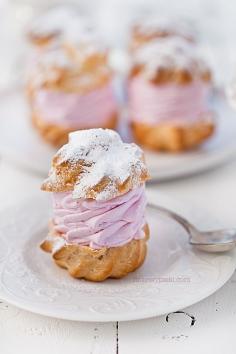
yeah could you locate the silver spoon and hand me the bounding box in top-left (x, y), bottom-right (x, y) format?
top-left (148, 203), bottom-right (236, 253)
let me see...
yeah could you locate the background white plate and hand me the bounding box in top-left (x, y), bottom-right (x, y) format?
top-left (0, 91), bottom-right (236, 180)
top-left (0, 190), bottom-right (235, 322)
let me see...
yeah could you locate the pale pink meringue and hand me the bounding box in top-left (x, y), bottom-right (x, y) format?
top-left (33, 82), bottom-right (117, 128)
top-left (52, 185), bottom-right (147, 249)
top-left (129, 77), bottom-right (210, 124)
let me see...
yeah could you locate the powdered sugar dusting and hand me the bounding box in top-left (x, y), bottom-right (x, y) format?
top-left (133, 37), bottom-right (209, 80)
top-left (29, 44), bottom-right (73, 87)
top-left (46, 235), bottom-right (67, 254)
top-left (29, 40), bottom-right (109, 89)
top-left (48, 129), bottom-right (147, 201)
top-left (38, 45), bottom-right (71, 68)
top-left (28, 7), bottom-right (109, 89)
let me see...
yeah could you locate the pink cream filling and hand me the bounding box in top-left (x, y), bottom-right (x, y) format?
top-left (129, 77), bottom-right (210, 125)
top-left (52, 185), bottom-right (147, 249)
top-left (33, 82), bottom-right (117, 128)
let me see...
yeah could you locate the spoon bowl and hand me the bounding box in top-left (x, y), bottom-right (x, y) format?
top-left (148, 203), bottom-right (236, 253)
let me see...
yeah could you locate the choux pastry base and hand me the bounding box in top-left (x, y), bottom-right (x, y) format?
top-left (131, 118), bottom-right (215, 152)
top-left (41, 224), bottom-right (149, 282)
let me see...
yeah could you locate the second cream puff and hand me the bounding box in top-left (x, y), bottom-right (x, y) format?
top-left (27, 32), bottom-right (118, 147)
top-left (128, 37), bottom-right (215, 152)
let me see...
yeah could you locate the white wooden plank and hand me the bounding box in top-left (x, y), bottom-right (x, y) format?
top-left (119, 270), bottom-right (236, 354)
top-left (0, 302), bottom-right (117, 354)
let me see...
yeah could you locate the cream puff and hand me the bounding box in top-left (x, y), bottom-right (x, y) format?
top-left (27, 34), bottom-right (118, 147)
top-left (41, 128), bottom-right (150, 281)
top-left (128, 37), bottom-right (215, 152)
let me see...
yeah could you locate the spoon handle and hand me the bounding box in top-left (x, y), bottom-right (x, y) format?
top-left (148, 202), bottom-right (197, 236)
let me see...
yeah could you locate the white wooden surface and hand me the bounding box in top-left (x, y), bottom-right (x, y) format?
top-left (1, 157), bottom-right (236, 354)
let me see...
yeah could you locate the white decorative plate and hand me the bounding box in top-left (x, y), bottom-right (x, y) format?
top-left (0, 91), bottom-right (236, 180)
top-left (0, 190), bottom-right (235, 322)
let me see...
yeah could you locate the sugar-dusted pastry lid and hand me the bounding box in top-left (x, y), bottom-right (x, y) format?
top-left (41, 129), bottom-right (150, 200)
top-left (28, 10), bottom-right (112, 94)
top-left (130, 15), bottom-right (196, 50)
top-left (130, 37), bottom-right (211, 84)
top-left (28, 40), bottom-right (112, 94)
